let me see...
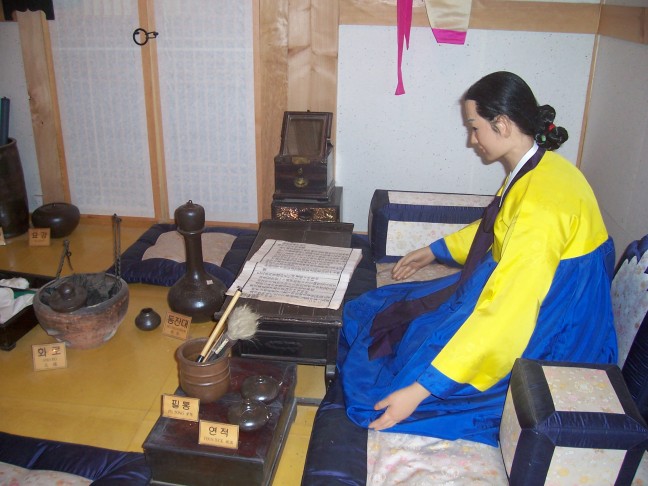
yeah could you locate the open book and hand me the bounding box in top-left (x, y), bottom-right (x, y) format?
top-left (226, 239), bottom-right (363, 309)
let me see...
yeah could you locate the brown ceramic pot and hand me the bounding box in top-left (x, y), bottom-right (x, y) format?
top-left (176, 337), bottom-right (230, 403)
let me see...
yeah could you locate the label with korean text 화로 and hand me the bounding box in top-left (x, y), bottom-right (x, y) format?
top-left (32, 343), bottom-right (67, 371)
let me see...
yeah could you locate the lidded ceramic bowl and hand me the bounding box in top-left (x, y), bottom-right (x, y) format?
top-left (31, 202), bottom-right (81, 238)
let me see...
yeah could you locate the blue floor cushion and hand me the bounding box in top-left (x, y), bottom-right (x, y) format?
top-left (109, 224), bottom-right (257, 288)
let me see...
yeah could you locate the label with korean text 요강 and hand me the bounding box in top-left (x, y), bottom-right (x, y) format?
top-left (28, 228), bottom-right (51, 246)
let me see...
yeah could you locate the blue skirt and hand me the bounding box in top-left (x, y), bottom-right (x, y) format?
top-left (338, 239), bottom-right (617, 445)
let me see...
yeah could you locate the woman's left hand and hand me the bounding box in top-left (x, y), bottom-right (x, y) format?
top-left (369, 382), bottom-right (431, 431)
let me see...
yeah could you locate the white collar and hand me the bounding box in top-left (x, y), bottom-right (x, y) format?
top-left (500, 143), bottom-right (539, 206)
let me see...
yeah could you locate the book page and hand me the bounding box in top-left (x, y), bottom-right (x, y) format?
top-left (227, 239), bottom-right (363, 309)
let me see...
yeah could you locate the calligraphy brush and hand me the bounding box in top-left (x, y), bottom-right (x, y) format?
top-left (195, 288), bottom-right (242, 362)
top-left (207, 305), bottom-right (259, 361)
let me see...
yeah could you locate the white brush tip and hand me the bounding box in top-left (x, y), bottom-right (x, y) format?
top-left (227, 305), bottom-right (260, 340)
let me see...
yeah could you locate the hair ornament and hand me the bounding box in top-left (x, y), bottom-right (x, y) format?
top-left (547, 123), bottom-right (556, 133)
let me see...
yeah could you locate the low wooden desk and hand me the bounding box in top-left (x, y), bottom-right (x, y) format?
top-left (231, 220), bottom-right (354, 387)
top-left (143, 358), bottom-right (297, 486)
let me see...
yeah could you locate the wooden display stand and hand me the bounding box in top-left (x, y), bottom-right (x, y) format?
top-left (143, 358), bottom-right (297, 486)
top-left (271, 111), bottom-right (342, 222)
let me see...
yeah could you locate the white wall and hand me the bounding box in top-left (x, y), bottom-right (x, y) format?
top-left (579, 35), bottom-right (648, 255)
top-left (5, 8), bottom-right (646, 246)
top-left (336, 26), bottom-right (595, 232)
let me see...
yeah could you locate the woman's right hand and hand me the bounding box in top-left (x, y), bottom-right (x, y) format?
top-left (391, 246), bottom-right (436, 281)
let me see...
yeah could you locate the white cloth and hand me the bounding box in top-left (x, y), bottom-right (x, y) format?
top-left (0, 277), bottom-right (30, 289)
top-left (0, 288), bottom-right (35, 324)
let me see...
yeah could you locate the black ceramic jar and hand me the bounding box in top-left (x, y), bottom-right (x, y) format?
top-left (31, 202), bottom-right (81, 238)
top-left (0, 138), bottom-right (30, 238)
top-left (135, 308), bottom-right (162, 331)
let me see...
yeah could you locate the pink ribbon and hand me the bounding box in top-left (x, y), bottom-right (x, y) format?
top-left (432, 28), bottom-right (467, 45)
top-left (396, 1), bottom-right (469, 95)
top-left (395, 0), bottom-right (413, 95)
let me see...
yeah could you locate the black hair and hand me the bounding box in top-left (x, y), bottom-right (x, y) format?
top-left (464, 71), bottom-right (568, 151)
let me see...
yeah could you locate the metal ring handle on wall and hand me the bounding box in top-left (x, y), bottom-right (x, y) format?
top-left (132, 28), bottom-right (158, 46)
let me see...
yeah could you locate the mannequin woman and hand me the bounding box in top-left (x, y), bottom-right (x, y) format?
top-left (338, 71), bottom-right (617, 445)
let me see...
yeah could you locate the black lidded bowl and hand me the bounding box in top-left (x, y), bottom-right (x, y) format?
top-left (31, 202), bottom-right (80, 238)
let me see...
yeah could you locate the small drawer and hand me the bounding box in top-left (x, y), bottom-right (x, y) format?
top-left (271, 186), bottom-right (342, 222)
top-left (237, 330), bottom-right (329, 363)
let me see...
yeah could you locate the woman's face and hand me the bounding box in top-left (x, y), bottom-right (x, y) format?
top-left (464, 100), bottom-right (506, 163)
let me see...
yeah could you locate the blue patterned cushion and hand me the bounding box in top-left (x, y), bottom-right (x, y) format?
top-left (624, 312), bottom-right (648, 423)
top-left (0, 431), bottom-right (150, 483)
top-left (109, 224), bottom-right (256, 288)
top-left (500, 359), bottom-right (648, 485)
top-left (612, 234), bottom-right (648, 366)
top-left (368, 190), bottom-right (492, 263)
top-left (613, 234), bottom-right (648, 422)
top-left (499, 235), bottom-right (648, 485)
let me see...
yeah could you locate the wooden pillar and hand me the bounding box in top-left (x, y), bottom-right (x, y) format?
top-left (255, 0), bottom-right (340, 221)
top-left (287, 0), bottom-right (339, 139)
top-left (256, 0), bottom-right (289, 221)
top-left (138, 0), bottom-right (169, 222)
top-left (16, 9), bottom-right (69, 204)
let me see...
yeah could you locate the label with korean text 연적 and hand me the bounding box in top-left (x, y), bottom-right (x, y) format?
top-left (198, 420), bottom-right (239, 449)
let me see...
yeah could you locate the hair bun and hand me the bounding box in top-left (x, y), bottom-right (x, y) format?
top-left (535, 104), bottom-right (568, 150)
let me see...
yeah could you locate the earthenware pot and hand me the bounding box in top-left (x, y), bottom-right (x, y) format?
top-left (33, 273), bottom-right (129, 349)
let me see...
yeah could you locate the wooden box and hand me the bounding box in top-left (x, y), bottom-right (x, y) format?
top-left (0, 270), bottom-right (54, 351)
top-left (271, 186), bottom-right (342, 222)
top-left (273, 111), bottom-right (334, 201)
top-left (143, 358), bottom-right (297, 486)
